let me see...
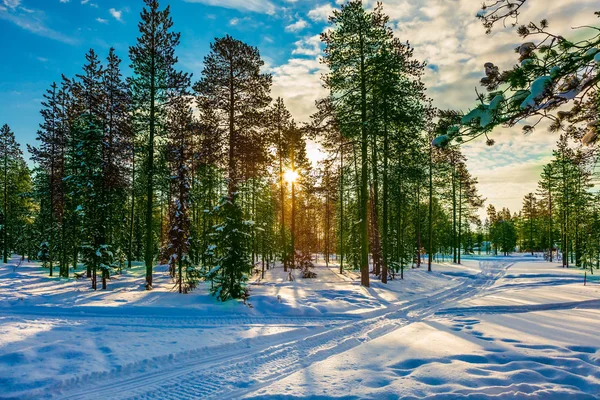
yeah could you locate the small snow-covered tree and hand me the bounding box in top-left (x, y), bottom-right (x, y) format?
top-left (82, 244), bottom-right (117, 290)
top-left (205, 195), bottom-right (251, 301)
top-left (38, 241), bottom-right (50, 270)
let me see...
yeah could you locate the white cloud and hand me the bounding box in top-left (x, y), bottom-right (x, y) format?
top-left (285, 18), bottom-right (308, 33)
top-left (292, 34), bottom-right (322, 56)
top-left (307, 4), bottom-right (335, 22)
top-left (184, 0), bottom-right (275, 14)
top-left (59, 0), bottom-right (70, 3)
top-left (269, 57), bottom-right (328, 122)
top-left (2, 0), bottom-right (20, 9)
top-left (96, 17), bottom-right (107, 24)
top-left (109, 8), bottom-right (123, 22)
top-left (229, 16), bottom-right (250, 26)
top-left (0, 3), bottom-right (76, 44)
top-left (463, 122), bottom-right (557, 217)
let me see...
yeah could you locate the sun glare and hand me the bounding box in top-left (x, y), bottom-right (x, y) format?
top-left (283, 169), bottom-right (299, 183)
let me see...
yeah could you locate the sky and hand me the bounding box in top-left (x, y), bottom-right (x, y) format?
top-left (0, 0), bottom-right (598, 217)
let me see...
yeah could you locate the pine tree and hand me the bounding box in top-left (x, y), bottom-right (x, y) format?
top-left (267, 98), bottom-right (293, 271)
top-left (193, 35), bottom-right (271, 198)
top-left (10, 159), bottom-right (35, 261)
top-left (322, 1), bottom-right (390, 287)
top-left (0, 124), bottom-right (23, 263)
top-left (205, 195), bottom-right (251, 301)
top-left (166, 95), bottom-right (194, 294)
top-left (537, 164), bottom-right (555, 260)
top-left (29, 82), bottom-right (66, 277)
top-left (521, 192), bottom-right (538, 254)
top-left (103, 48), bottom-right (133, 254)
top-left (193, 35), bottom-right (271, 300)
top-left (65, 49), bottom-right (105, 279)
top-left (129, 0), bottom-right (189, 289)
top-left (72, 113), bottom-right (107, 289)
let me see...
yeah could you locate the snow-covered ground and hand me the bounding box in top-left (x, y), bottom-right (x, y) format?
top-left (0, 255), bottom-right (598, 399)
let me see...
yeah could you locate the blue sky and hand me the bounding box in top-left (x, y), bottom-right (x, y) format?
top-left (0, 0), bottom-right (330, 152)
top-left (0, 0), bottom-right (597, 215)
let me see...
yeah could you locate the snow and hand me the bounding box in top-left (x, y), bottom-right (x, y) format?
top-left (247, 258), bottom-right (600, 399)
top-left (431, 135), bottom-right (450, 148)
top-left (460, 95), bottom-right (503, 129)
top-left (521, 59), bottom-right (534, 67)
top-left (488, 94), bottom-right (504, 110)
top-left (520, 76), bottom-right (552, 109)
top-left (585, 48), bottom-right (598, 58)
top-left (1, 255), bottom-right (598, 399)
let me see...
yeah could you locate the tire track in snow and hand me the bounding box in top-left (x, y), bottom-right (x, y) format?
top-left (42, 261), bottom-right (512, 400)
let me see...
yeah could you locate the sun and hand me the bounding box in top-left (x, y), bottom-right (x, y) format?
top-left (283, 169), bottom-right (299, 184)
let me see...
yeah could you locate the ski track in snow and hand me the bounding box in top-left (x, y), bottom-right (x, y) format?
top-left (28, 260), bottom-right (513, 400)
top-left (437, 297), bottom-right (600, 316)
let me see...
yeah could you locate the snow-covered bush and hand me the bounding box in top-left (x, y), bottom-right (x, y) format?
top-left (38, 241), bottom-right (50, 270)
top-left (297, 253), bottom-right (317, 279)
top-left (82, 244), bottom-right (117, 290)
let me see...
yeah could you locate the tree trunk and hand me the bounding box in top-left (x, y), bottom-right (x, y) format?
top-left (452, 160), bottom-right (457, 263)
top-left (382, 120), bottom-right (389, 282)
top-left (128, 150), bottom-right (135, 268)
top-left (339, 142), bottom-right (344, 274)
top-left (370, 127), bottom-right (380, 276)
top-left (427, 142), bottom-right (433, 272)
top-left (416, 184), bottom-right (422, 267)
top-left (3, 149), bottom-right (7, 264)
top-left (359, 30), bottom-right (369, 288)
top-left (144, 38), bottom-right (157, 289)
top-left (291, 144), bottom-right (296, 269)
top-left (458, 179), bottom-right (462, 264)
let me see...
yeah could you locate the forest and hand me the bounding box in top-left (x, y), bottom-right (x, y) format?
top-left (0, 0), bottom-right (599, 301)
top-left (2, 0), bottom-right (600, 398)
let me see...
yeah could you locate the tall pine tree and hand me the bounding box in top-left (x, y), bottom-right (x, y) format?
top-left (129, 0), bottom-right (189, 289)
